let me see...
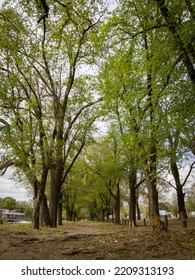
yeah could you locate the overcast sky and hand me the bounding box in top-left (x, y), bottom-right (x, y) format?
top-left (0, 169), bottom-right (30, 201)
top-left (0, 177), bottom-right (30, 201)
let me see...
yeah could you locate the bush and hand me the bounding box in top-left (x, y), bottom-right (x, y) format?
top-left (0, 218), bottom-right (4, 224)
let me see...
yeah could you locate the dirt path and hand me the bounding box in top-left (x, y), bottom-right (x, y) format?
top-left (0, 220), bottom-right (195, 260)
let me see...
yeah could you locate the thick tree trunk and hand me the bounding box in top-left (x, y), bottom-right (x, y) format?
top-left (32, 198), bottom-right (41, 229)
top-left (31, 179), bottom-right (47, 229)
top-left (148, 186), bottom-right (165, 230)
top-left (177, 188), bottom-right (187, 227)
top-left (144, 166), bottom-right (166, 231)
top-left (49, 172), bottom-right (61, 227)
top-left (40, 193), bottom-right (51, 227)
top-left (32, 190), bottom-right (45, 229)
top-left (171, 160), bottom-right (187, 227)
top-left (58, 192), bottom-right (63, 226)
top-left (136, 193), bottom-right (141, 220)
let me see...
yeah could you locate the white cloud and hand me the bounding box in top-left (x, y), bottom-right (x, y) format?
top-left (0, 177), bottom-right (30, 201)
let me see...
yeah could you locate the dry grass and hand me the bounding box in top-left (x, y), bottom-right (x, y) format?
top-left (0, 218), bottom-right (195, 260)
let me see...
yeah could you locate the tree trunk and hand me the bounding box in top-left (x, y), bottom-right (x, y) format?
top-left (171, 160), bottom-right (188, 228)
top-left (148, 187), bottom-right (165, 230)
top-left (58, 192), bottom-right (63, 226)
top-left (32, 198), bottom-right (41, 229)
top-left (144, 166), bottom-right (166, 231)
top-left (115, 182), bottom-right (121, 225)
top-left (66, 206), bottom-right (71, 221)
top-left (32, 189), bottom-right (45, 229)
top-left (31, 179), bottom-right (47, 229)
top-left (129, 168), bottom-right (137, 227)
top-left (177, 188), bottom-right (187, 228)
top-left (142, 30), bottom-right (166, 231)
top-left (101, 208), bottom-right (105, 222)
top-left (49, 171), bottom-right (61, 227)
top-left (136, 192), bottom-right (141, 220)
top-left (40, 193), bottom-right (51, 227)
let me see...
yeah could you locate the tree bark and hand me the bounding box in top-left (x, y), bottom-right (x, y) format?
top-left (58, 192), bottom-right (63, 226)
top-left (136, 192), bottom-right (141, 220)
top-left (49, 170), bottom-right (61, 227)
top-left (32, 198), bottom-right (41, 229)
top-left (129, 167), bottom-right (137, 227)
top-left (40, 193), bottom-right (51, 227)
top-left (115, 182), bottom-right (121, 225)
top-left (171, 160), bottom-right (188, 227)
top-left (108, 182), bottom-right (121, 225)
top-left (32, 183), bottom-right (44, 229)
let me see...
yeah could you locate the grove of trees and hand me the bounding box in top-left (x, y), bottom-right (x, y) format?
top-left (0, 0), bottom-right (194, 230)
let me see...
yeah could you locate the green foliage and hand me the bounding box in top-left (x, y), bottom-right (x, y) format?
top-left (0, 198), bottom-right (3, 208)
top-left (0, 0), bottom-right (194, 227)
top-left (24, 205), bottom-right (33, 218)
top-left (3, 197), bottom-right (17, 208)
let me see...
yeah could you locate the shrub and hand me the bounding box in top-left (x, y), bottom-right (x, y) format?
top-left (0, 218), bottom-right (4, 224)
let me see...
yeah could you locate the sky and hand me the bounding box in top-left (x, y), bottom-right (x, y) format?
top-left (0, 170), bottom-right (30, 201)
top-left (0, 177), bottom-right (30, 201)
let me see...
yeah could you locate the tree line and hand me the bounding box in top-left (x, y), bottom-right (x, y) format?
top-left (0, 0), bottom-right (194, 230)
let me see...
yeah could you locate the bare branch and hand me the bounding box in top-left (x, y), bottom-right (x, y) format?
top-left (160, 177), bottom-right (177, 190)
top-left (181, 161), bottom-right (195, 187)
top-left (0, 159), bottom-right (15, 175)
top-left (135, 178), bottom-right (146, 190)
top-left (63, 98), bottom-right (102, 142)
top-left (37, 0), bottom-right (49, 24)
top-left (0, 118), bottom-right (11, 133)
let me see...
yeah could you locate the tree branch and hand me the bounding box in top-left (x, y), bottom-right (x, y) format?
top-left (0, 159), bottom-right (15, 175)
top-left (37, 0), bottom-right (49, 23)
top-left (160, 177), bottom-right (177, 190)
top-left (135, 178), bottom-right (146, 190)
top-left (181, 161), bottom-right (195, 187)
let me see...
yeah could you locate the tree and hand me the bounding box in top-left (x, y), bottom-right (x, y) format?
top-left (98, 0), bottom-right (167, 229)
top-left (0, 198), bottom-right (3, 208)
top-left (97, 0), bottom-right (195, 230)
top-left (3, 197), bottom-right (16, 208)
top-left (0, 0), bottom-right (106, 228)
top-left (84, 131), bottom-right (126, 224)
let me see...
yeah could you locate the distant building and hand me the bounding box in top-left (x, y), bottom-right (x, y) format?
top-left (159, 210), bottom-right (167, 217)
top-left (1, 211), bottom-right (26, 220)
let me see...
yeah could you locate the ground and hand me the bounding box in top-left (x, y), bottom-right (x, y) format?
top-left (0, 218), bottom-right (195, 260)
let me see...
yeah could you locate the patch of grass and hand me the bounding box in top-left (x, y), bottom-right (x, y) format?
top-left (0, 223), bottom-right (33, 233)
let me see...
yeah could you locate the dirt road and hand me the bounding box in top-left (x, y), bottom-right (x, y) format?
top-left (0, 220), bottom-right (195, 259)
